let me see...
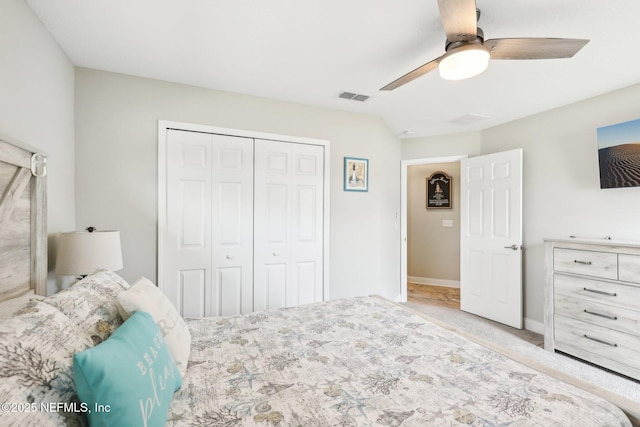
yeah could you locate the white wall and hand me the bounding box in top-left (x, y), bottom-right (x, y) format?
top-left (482, 83), bottom-right (640, 325)
top-left (74, 69), bottom-right (401, 300)
top-left (402, 82), bottom-right (640, 325)
top-left (0, 0), bottom-right (75, 294)
top-left (402, 131), bottom-right (482, 159)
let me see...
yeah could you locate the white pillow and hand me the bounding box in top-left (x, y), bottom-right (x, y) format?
top-left (116, 277), bottom-right (191, 377)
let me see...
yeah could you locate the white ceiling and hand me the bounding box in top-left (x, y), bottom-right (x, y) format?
top-left (25, 0), bottom-right (640, 138)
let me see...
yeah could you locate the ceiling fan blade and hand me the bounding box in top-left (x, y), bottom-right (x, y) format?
top-left (438, 0), bottom-right (478, 42)
top-left (380, 57), bottom-right (442, 91)
top-left (484, 38), bottom-right (589, 60)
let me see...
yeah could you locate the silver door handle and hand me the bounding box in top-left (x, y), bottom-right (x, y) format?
top-left (226, 255), bottom-right (234, 260)
top-left (504, 244), bottom-right (520, 251)
top-left (273, 252), bottom-right (280, 256)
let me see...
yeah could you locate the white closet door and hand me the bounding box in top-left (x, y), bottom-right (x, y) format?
top-left (253, 139), bottom-right (324, 310)
top-left (165, 130), bottom-right (253, 317)
top-left (211, 135), bottom-right (254, 316)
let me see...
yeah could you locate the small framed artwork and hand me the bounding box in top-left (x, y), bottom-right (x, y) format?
top-left (426, 171), bottom-right (452, 209)
top-left (344, 157), bottom-right (369, 192)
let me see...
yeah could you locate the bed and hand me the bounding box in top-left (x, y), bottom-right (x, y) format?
top-left (0, 135), bottom-right (638, 426)
top-left (172, 294), bottom-right (636, 426)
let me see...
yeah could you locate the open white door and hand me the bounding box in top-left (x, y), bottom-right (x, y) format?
top-left (460, 149), bottom-right (523, 328)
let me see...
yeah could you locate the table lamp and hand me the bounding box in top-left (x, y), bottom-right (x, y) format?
top-left (55, 227), bottom-right (123, 277)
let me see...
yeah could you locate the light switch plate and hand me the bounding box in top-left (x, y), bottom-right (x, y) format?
top-left (442, 219), bottom-right (453, 228)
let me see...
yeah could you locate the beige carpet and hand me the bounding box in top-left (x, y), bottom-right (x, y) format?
top-left (400, 298), bottom-right (640, 425)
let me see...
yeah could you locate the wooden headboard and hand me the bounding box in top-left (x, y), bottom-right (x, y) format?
top-left (0, 136), bottom-right (47, 302)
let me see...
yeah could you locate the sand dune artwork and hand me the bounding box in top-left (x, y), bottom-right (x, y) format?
top-left (597, 118), bottom-right (640, 189)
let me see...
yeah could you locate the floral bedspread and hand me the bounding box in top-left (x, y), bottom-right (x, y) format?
top-left (167, 296), bottom-right (630, 426)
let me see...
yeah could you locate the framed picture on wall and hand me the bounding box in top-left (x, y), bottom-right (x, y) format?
top-left (426, 171), bottom-right (451, 208)
top-left (597, 118), bottom-right (640, 189)
top-left (344, 157), bottom-right (368, 192)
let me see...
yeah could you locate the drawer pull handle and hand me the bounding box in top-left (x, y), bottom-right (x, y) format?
top-left (574, 260), bottom-right (592, 265)
top-left (583, 287), bottom-right (617, 297)
top-left (583, 334), bottom-right (618, 347)
top-left (583, 309), bottom-right (618, 320)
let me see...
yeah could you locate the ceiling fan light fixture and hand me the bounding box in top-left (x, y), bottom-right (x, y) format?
top-left (438, 44), bottom-right (490, 81)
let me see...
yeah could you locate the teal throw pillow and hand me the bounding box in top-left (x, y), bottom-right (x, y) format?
top-left (73, 311), bottom-right (182, 427)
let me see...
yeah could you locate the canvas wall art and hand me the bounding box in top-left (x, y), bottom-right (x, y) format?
top-left (597, 118), bottom-right (640, 189)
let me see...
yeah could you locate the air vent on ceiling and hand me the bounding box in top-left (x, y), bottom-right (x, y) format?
top-left (449, 113), bottom-right (490, 126)
top-left (339, 91), bottom-right (370, 102)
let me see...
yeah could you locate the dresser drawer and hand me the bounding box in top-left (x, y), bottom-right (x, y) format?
top-left (554, 315), bottom-right (640, 379)
top-left (554, 293), bottom-right (640, 336)
top-left (554, 273), bottom-right (640, 313)
top-left (553, 248), bottom-right (617, 280)
top-left (619, 254), bottom-right (640, 285)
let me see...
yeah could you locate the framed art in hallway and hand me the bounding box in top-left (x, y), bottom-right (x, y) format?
top-left (344, 157), bottom-right (368, 192)
top-left (426, 171), bottom-right (451, 208)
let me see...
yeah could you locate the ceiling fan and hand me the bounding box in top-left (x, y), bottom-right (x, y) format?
top-left (381, 0), bottom-right (589, 90)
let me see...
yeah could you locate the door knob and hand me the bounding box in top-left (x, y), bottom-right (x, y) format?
top-left (273, 251), bottom-right (280, 256)
top-left (504, 244), bottom-right (520, 251)
top-left (226, 255), bottom-right (234, 260)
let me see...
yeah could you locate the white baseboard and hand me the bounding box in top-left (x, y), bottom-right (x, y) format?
top-left (524, 317), bottom-right (544, 335)
top-left (408, 276), bottom-right (460, 288)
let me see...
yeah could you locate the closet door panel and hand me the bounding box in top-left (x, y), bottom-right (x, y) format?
top-left (254, 140), bottom-right (290, 311)
top-left (296, 186), bottom-right (316, 242)
top-left (254, 140), bottom-right (323, 310)
top-left (258, 263), bottom-right (287, 310)
top-left (217, 182), bottom-right (243, 244)
top-left (295, 261), bottom-right (317, 305)
top-left (179, 269), bottom-right (207, 318)
top-left (179, 180), bottom-right (207, 247)
top-left (290, 144), bottom-right (324, 305)
top-left (217, 267), bottom-right (242, 316)
top-left (265, 184), bottom-right (288, 244)
top-left (165, 130), bottom-right (253, 317)
top-left (166, 130), bottom-right (213, 318)
top-left (211, 135), bottom-right (254, 316)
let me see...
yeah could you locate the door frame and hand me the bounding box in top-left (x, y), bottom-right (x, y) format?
top-left (157, 120), bottom-right (331, 301)
top-left (400, 155), bottom-right (467, 302)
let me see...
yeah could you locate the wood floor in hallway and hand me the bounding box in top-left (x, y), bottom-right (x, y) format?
top-left (407, 282), bottom-right (460, 307)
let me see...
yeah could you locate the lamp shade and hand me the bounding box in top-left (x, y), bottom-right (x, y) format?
top-left (439, 44), bottom-right (490, 81)
top-left (55, 230), bottom-right (123, 275)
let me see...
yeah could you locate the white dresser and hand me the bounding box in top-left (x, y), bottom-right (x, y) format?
top-left (544, 238), bottom-right (640, 380)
